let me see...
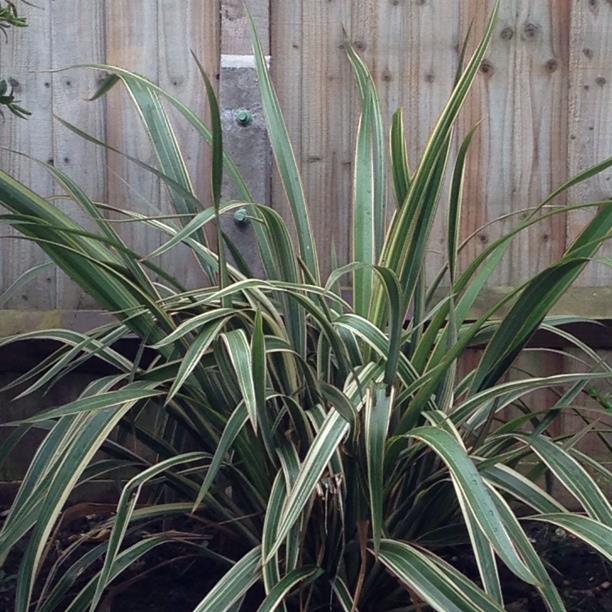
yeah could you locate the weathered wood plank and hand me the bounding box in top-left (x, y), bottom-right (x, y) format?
top-left (0, 0), bottom-right (610, 310)
top-left (459, 0), bottom-right (570, 285)
top-left (270, 1), bottom-right (302, 246)
top-left (295, 0), bottom-right (354, 277)
top-left (51, 0), bottom-right (106, 309)
top-left (0, 0), bottom-right (55, 309)
top-left (104, 0), bottom-right (161, 270)
top-left (222, 0), bottom-right (269, 56)
top-left (567, 0), bottom-right (612, 287)
top-left (157, 0), bottom-right (220, 288)
top-left (362, 0), bottom-right (461, 279)
top-left (432, 285), bottom-right (612, 320)
top-left (1, 286), bottom-right (609, 338)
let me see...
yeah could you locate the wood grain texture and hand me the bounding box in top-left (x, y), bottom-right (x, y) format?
top-left (0, 0), bottom-right (54, 309)
top-left (459, 0), bottom-right (570, 285)
top-left (0, 0), bottom-right (610, 308)
top-left (297, 0), bottom-right (354, 278)
top-left (270, 1), bottom-right (303, 257)
top-left (362, 0), bottom-right (461, 279)
top-left (223, 0), bottom-right (269, 55)
top-left (104, 0), bottom-right (162, 276)
top-left (52, 0), bottom-right (106, 309)
top-left (104, 1), bottom-right (221, 288)
top-left (567, 0), bottom-right (612, 286)
top-left (157, 0), bottom-right (219, 289)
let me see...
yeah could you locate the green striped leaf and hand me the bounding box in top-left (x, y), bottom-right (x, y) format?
top-left (221, 329), bottom-right (259, 432)
top-left (464, 509), bottom-right (502, 604)
top-left (153, 307), bottom-right (235, 347)
top-left (194, 546), bottom-right (262, 612)
top-left (390, 108), bottom-right (411, 207)
top-left (66, 537), bottom-right (176, 612)
top-left (365, 384), bottom-right (394, 553)
top-left (346, 37), bottom-right (386, 257)
top-left (166, 317), bottom-right (228, 402)
top-left (90, 453), bottom-right (208, 610)
top-left (193, 52), bottom-right (229, 293)
top-left (248, 12), bottom-right (319, 282)
top-left (352, 92), bottom-right (375, 316)
top-left (16, 384), bottom-right (162, 423)
top-left (257, 567), bottom-right (322, 612)
top-left (320, 381), bottom-right (358, 425)
top-left (377, 539), bottom-right (503, 611)
top-left (530, 513), bottom-right (612, 562)
top-left (408, 427), bottom-right (536, 585)
top-left (489, 489), bottom-right (565, 610)
top-left (482, 463), bottom-right (565, 514)
top-left (448, 124), bottom-right (479, 282)
top-left (192, 403), bottom-right (249, 512)
top-left (267, 410), bottom-right (349, 563)
top-left (81, 64), bottom-right (254, 202)
top-left (472, 205), bottom-right (612, 392)
top-left (267, 364), bottom-right (379, 563)
top-left (252, 310), bottom-right (272, 449)
top-left (453, 371), bottom-right (610, 426)
top-left (514, 434), bottom-right (612, 525)
top-left (13, 402), bottom-right (145, 611)
top-left (373, 0), bottom-right (500, 324)
top-left (331, 576), bottom-right (356, 612)
top-left (0, 262), bottom-right (53, 307)
top-left (262, 471), bottom-right (287, 596)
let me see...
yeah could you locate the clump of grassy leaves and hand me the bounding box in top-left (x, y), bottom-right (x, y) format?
top-left (0, 2), bottom-right (611, 610)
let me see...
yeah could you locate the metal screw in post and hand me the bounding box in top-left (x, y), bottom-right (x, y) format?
top-left (234, 108), bottom-right (253, 127)
top-left (233, 207), bottom-right (250, 226)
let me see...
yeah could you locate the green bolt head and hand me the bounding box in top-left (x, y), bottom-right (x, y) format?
top-left (235, 108), bottom-right (253, 126)
top-left (233, 208), bottom-right (250, 225)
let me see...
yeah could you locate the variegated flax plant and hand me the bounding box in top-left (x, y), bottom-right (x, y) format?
top-left (0, 3), bottom-right (611, 611)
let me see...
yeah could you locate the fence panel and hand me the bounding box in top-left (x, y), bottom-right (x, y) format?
top-left (0, 0), bottom-right (610, 307)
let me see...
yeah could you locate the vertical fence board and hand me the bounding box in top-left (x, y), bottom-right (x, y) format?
top-left (298, 0), bottom-right (354, 277)
top-left (270, 1), bottom-right (302, 247)
top-left (0, 0), bottom-right (609, 498)
top-left (0, 1), bottom-right (54, 308)
top-left (567, 0), bottom-right (612, 287)
top-left (222, 0), bottom-right (269, 55)
top-left (459, 0), bottom-right (570, 285)
top-left (157, 0), bottom-right (219, 288)
top-left (104, 0), bottom-right (161, 270)
top-left (51, 0), bottom-right (106, 309)
top-left (361, 0), bottom-right (461, 279)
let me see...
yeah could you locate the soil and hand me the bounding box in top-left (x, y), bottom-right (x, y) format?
top-left (446, 523), bottom-right (612, 611)
top-left (0, 511), bottom-right (610, 611)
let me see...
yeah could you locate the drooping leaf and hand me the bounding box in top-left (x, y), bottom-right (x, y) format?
top-left (193, 546), bottom-right (262, 612)
top-left (377, 539), bottom-right (504, 611)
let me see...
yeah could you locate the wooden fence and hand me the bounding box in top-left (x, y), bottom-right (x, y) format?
top-left (0, 0), bottom-right (611, 315)
top-left (0, 0), bottom-right (610, 496)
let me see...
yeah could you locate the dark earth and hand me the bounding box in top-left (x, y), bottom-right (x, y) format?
top-left (0, 509), bottom-right (610, 611)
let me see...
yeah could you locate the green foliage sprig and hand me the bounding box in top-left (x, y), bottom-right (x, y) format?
top-left (0, 0), bottom-right (30, 119)
top-left (0, 1), bottom-right (26, 34)
top-left (0, 78), bottom-right (30, 118)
